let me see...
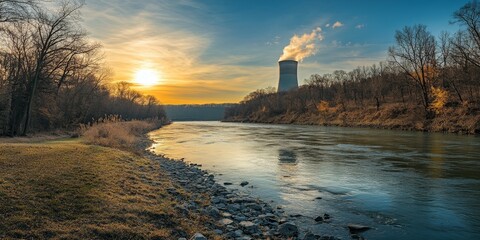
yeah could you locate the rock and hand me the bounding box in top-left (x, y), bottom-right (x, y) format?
top-left (240, 181), bottom-right (249, 187)
top-left (290, 214), bottom-right (302, 218)
top-left (218, 218), bottom-right (233, 226)
top-left (189, 233), bottom-right (207, 240)
top-left (224, 182), bottom-right (233, 185)
top-left (315, 216), bottom-right (324, 222)
top-left (315, 196), bottom-right (323, 200)
top-left (213, 229), bottom-right (223, 235)
top-left (278, 222), bottom-right (299, 237)
top-left (350, 234), bottom-right (365, 240)
top-left (206, 206), bottom-right (220, 217)
top-left (246, 203), bottom-right (262, 211)
top-left (237, 236), bottom-right (252, 240)
top-left (323, 213), bottom-right (331, 220)
top-left (320, 236), bottom-right (341, 240)
top-left (227, 203), bottom-right (241, 212)
top-left (239, 221), bottom-right (258, 234)
top-left (303, 232), bottom-right (319, 240)
top-left (233, 215), bottom-right (247, 221)
top-left (347, 224), bottom-right (371, 233)
top-left (234, 229), bottom-right (243, 237)
top-left (221, 212), bottom-right (232, 217)
top-left (178, 238), bottom-right (187, 240)
top-left (216, 203), bottom-right (226, 209)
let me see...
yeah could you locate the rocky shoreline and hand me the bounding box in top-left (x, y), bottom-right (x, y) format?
top-left (144, 150), bottom-right (350, 240)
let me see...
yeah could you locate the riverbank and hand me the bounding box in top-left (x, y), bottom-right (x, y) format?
top-left (224, 104), bottom-right (480, 134)
top-left (142, 150), bottom-right (348, 240)
top-left (0, 122), bottom-right (348, 240)
top-left (0, 138), bottom-right (221, 239)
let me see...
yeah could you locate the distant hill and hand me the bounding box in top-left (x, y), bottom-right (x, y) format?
top-left (164, 104), bottom-right (235, 121)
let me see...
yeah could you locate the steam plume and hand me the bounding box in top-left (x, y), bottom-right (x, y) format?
top-left (279, 27), bottom-right (323, 62)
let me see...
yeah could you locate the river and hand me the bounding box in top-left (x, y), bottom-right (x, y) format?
top-left (148, 121), bottom-right (480, 240)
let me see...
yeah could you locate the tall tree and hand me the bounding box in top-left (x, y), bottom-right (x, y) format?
top-left (389, 24), bottom-right (437, 113)
top-left (22, 0), bottom-right (85, 135)
top-left (0, 0), bottom-right (36, 23)
top-left (452, 0), bottom-right (480, 68)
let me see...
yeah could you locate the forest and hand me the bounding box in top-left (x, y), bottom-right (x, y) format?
top-left (0, 0), bottom-right (166, 136)
top-left (225, 2), bottom-right (480, 134)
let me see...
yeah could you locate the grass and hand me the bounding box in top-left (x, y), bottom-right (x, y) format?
top-left (228, 103), bottom-right (480, 134)
top-left (80, 119), bottom-right (164, 152)
top-left (0, 139), bottom-right (218, 239)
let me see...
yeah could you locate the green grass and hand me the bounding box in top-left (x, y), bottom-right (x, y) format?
top-left (0, 139), bottom-right (217, 240)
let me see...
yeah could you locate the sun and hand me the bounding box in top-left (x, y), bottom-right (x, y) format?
top-left (134, 69), bottom-right (161, 86)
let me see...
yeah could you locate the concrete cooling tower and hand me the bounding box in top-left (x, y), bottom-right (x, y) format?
top-left (277, 60), bottom-right (298, 92)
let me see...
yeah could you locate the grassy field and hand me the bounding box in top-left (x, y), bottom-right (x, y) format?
top-left (0, 139), bottom-right (216, 239)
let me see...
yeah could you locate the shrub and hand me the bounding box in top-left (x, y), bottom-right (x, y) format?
top-left (80, 116), bottom-right (164, 152)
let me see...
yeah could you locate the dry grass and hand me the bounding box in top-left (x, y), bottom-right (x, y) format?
top-left (80, 119), bottom-right (164, 152)
top-left (0, 140), bottom-right (218, 240)
top-left (233, 102), bottom-right (480, 134)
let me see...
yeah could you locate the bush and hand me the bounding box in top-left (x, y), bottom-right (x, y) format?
top-left (80, 116), bottom-right (164, 151)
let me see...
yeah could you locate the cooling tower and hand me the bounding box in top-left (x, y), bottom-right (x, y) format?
top-left (278, 60), bottom-right (298, 92)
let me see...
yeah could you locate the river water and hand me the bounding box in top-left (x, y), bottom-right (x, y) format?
top-left (148, 121), bottom-right (480, 240)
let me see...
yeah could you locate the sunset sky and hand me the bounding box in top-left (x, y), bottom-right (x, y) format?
top-left (83, 0), bottom-right (468, 104)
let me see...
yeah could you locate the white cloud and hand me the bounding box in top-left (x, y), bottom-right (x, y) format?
top-left (355, 24), bottom-right (365, 29)
top-left (332, 21), bottom-right (344, 29)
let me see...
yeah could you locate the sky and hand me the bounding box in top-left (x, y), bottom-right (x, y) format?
top-left (82, 0), bottom-right (470, 104)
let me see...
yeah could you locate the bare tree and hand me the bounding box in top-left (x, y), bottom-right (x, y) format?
top-left (22, 0), bottom-right (86, 135)
top-left (389, 25), bottom-right (437, 113)
top-left (0, 0), bottom-right (37, 23)
top-left (452, 0), bottom-right (480, 67)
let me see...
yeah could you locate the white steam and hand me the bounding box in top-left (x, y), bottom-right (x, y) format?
top-left (279, 27), bottom-right (323, 62)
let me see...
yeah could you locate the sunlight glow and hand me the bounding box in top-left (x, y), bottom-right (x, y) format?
top-left (134, 69), bottom-right (161, 86)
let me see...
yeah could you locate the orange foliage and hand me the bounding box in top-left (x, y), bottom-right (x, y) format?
top-left (430, 87), bottom-right (449, 114)
top-left (317, 101), bottom-right (330, 112)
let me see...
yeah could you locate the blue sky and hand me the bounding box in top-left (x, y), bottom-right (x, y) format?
top-left (83, 0), bottom-right (470, 104)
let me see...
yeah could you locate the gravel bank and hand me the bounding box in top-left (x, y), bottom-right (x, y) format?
top-left (145, 151), bottom-right (345, 240)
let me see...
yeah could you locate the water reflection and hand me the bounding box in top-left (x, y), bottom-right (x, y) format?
top-left (149, 121), bottom-right (480, 240)
top-left (428, 133), bottom-right (445, 179)
top-left (278, 149), bottom-right (298, 164)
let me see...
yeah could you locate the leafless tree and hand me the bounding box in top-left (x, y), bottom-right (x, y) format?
top-left (389, 25), bottom-right (437, 113)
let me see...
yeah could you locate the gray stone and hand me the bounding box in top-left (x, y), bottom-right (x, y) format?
top-left (246, 203), bottom-right (262, 211)
top-left (189, 233), bottom-right (207, 240)
top-left (240, 181), bottom-right (249, 187)
top-left (236, 236), bottom-right (252, 240)
top-left (214, 229), bottom-right (223, 235)
top-left (278, 217), bottom-right (288, 224)
top-left (218, 218), bottom-right (233, 226)
top-left (278, 222), bottom-right (299, 237)
top-left (234, 229), bottom-right (243, 237)
top-left (207, 206), bottom-right (220, 217)
top-left (221, 212), bottom-right (232, 217)
top-left (234, 215), bottom-right (247, 221)
top-left (303, 232), bottom-right (318, 240)
top-left (239, 221), bottom-right (259, 234)
top-left (239, 221), bottom-right (255, 228)
top-left (347, 224), bottom-right (371, 233)
top-left (228, 203), bottom-right (241, 212)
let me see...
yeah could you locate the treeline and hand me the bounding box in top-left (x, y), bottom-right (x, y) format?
top-left (164, 104), bottom-right (234, 121)
top-left (225, 1), bottom-right (480, 133)
top-left (0, 0), bottom-right (166, 136)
